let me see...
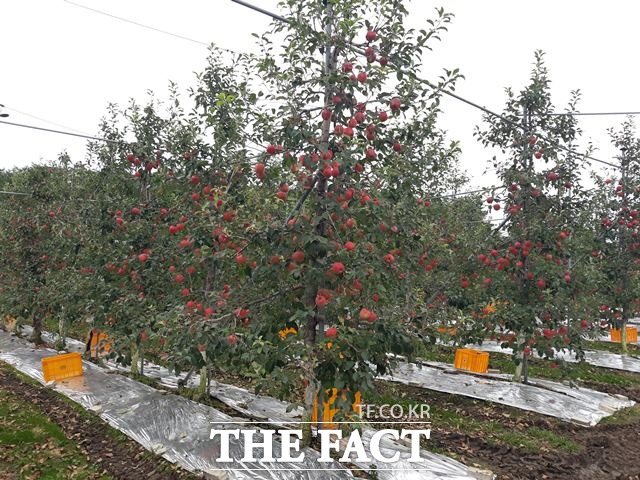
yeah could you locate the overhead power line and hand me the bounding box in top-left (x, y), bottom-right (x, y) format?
top-left (519, 111), bottom-right (640, 117)
top-left (0, 119), bottom-right (120, 144)
top-left (229, 0), bottom-right (621, 170)
top-left (4, 106), bottom-right (94, 136)
top-left (64, 0), bottom-right (243, 56)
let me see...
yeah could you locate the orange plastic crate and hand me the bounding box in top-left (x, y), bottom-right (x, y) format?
top-left (610, 327), bottom-right (638, 343)
top-left (454, 348), bottom-right (489, 373)
top-left (86, 328), bottom-right (111, 357)
top-left (311, 389), bottom-right (361, 429)
top-left (437, 326), bottom-right (458, 336)
top-left (41, 352), bottom-right (83, 382)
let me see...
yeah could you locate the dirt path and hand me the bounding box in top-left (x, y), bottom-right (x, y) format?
top-left (0, 365), bottom-right (197, 480)
top-left (382, 382), bottom-right (640, 480)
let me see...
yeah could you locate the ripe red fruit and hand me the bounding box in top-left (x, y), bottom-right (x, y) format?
top-left (534, 150), bottom-right (543, 159)
top-left (393, 142), bottom-right (402, 152)
top-left (222, 211), bottom-right (235, 222)
top-left (390, 97), bottom-right (401, 111)
top-left (276, 191), bottom-right (287, 200)
top-left (227, 334), bottom-right (238, 346)
top-left (175, 274), bottom-right (185, 284)
top-left (366, 148), bottom-right (377, 160)
top-left (359, 308), bottom-right (372, 321)
top-left (536, 279), bottom-right (546, 289)
top-left (461, 278), bottom-right (470, 289)
top-left (366, 30), bottom-right (377, 42)
top-left (331, 262), bottom-right (346, 275)
top-left (181, 287), bottom-right (190, 296)
top-left (266, 144), bottom-right (277, 155)
top-left (321, 109), bottom-right (332, 121)
top-left (326, 327), bottom-right (337, 338)
top-left (131, 207), bottom-right (141, 216)
top-left (357, 72), bottom-right (367, 83)
top-left (191, 192), bottom-right (200, 201)
top-left (378, 111), bottom-right (388, 122)
top-left (255, 163), bottom-right (266, 180)
top-left (383, 253), bottom-right (395, 265)
top-left (528, 135), bottom-right (537, 145)
top-left (354, 163), bottom-right (364, 173)
top-left (137, 253), bottom-right (149, 263)
top-left (291, 250), bottom-right (305, 263)
top-left (379, 56), bottom-right (389, 66)
top-left (235, 254), bottom-right (247, 265)
top-left (344, 241), bottom-right (355, 251)
top-left (190, 175), bottom-right (200, 185)
top-left (342, 62), bottom-right (353, 73)
top-left (493, 203), bottom-right (501, 211)
top-left (315, 292), bottom-right (330, 307)
top-left (486, 196), bottom-right (494, 204)
top-left (345, 218), bottom-right (356, 229)
top-left (270, 255), bottom-right (282, 265)
top-left (169, 225), bottom-right (178, 235)
top-left (127, 153), bottom-right (135, 162)
top-left (547, 171), bottom-right (559, 181)
top-left (115, 217), bottom-right (124, 225)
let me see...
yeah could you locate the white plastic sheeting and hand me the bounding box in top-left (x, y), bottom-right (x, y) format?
top-left (1, 329), bottom-right (488, 480)
top-left (381, 360), bottom-right (634, 426)
top-left (469, 340), bottom-right (640, 374)
top-left (0, 331), bottom-right (352, 480)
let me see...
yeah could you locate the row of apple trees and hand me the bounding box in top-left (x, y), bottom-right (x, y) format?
top-left (1, 0), bottom-right (639, 428)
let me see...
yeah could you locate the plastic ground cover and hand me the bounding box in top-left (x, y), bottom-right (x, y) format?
top-left (20, 328), bottom-right (637, 425)
top-left (469, 340), bottom-right (640, 374)
top-left (0, 331), bottom-right (351, 480)
top-left (380, 360), bottom-right (634, 426)
top-left (1, 329), bottom-right (487, 480)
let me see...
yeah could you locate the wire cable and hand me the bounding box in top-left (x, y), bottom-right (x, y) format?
top-left (228, 0), bottom-right (621, 170)
top-left (0, 119), bottom-right (121, 144)
top-left (63, 0), bottom-right (243, 56)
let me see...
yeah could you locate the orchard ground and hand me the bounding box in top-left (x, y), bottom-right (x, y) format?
top-left (17, 319), bottom-right (640, 480)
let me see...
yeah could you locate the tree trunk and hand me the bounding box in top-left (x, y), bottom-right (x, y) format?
top-left (197, 365), bottom-right (208, 399)
top-left (55, 313), bottom-right (66, 350)
top-left (130, 343), bottom-right (140, 375)
top-left (30, 310), bottom-right (43, 345)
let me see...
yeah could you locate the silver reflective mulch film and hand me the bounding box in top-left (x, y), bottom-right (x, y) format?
top-left (0, 329), bottom-right (488, 480)
top-left (469, 340), bottom-right (640, 374)
top-left (381, 360), bottom-right (634, 426)
top-left (0, 331), bottom-right (351, 480)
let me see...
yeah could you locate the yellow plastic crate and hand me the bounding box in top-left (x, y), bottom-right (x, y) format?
top-left (42, 352), bottom-right (83, 382)
top-left (454, 348), bottom-right (489, 373)
top-left (611, 327), bottom-right (638, 343)
top-left (86, 328), bottom-right (111, 357)
top-left (437, 326), bottom-right (458, 336)
top-left (311, 389), bottom-right (361, 429)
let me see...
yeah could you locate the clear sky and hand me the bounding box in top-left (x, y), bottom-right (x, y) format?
top-left (1, 0), bottom-right (638, 190)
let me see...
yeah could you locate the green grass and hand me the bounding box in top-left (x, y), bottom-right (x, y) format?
top-left (600, 404), bottom-right (640, 426)
top-left (0, 388), bottom-right (112, 480)
top-left (589, 340), bottom-right (640, 355)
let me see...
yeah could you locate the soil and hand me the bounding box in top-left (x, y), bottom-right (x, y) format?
top-left (0, 366), bottom-right (198, 480)
top-left (385, 383), bottom-right (640, 480)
